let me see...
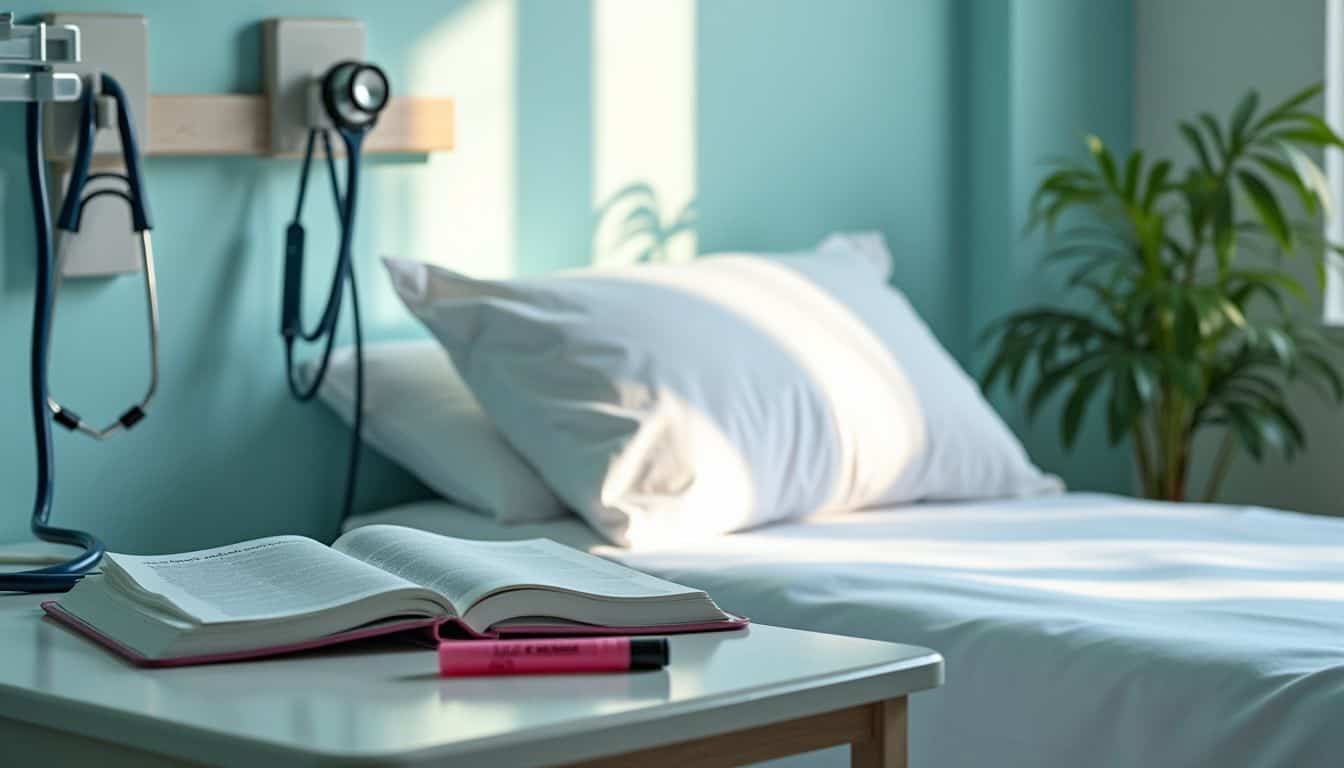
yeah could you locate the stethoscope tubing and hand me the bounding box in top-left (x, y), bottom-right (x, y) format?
top-left (282, 58), bottom-right (384, 524)
top-left (282, 124), bottom-right (367, 525)
top-left (0, 99), bottom-right (106, 594)
top-left (2, 72), bottom-right (155, 592)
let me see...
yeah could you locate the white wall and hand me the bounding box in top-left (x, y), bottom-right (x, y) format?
top-left (1136, 0), bottom-right (1343, 515)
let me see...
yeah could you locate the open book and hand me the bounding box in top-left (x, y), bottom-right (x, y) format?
top-left (43, 525), bottom-right (744, 667)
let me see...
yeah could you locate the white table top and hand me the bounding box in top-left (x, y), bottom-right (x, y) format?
top-left (0, 594), bottom-right (942, 767)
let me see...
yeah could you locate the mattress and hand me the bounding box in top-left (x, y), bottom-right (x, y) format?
top-left (345, 493), bottom-right (1344, 767)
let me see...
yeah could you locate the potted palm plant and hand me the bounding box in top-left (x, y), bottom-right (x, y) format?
top-left (983, 84), bottom-right (1344, 502)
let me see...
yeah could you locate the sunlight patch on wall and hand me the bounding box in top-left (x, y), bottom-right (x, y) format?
top-left (403, 0), bottom-right (517, 280)
top-left (1325, 0), bottom-right (1344, 324)
top-left (591, 0), bottom-right (697, 266)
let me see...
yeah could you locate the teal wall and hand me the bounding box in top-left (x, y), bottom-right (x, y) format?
top-left (967, 0), bottom-right (1136, 495)
top-left (696, 0), bottom-right (963, 343)
top-left (0, 0), bottom-right (1133, 553)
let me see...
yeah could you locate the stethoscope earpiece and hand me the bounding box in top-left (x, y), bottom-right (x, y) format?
top-left (321, 61), bottom-right (389, 134)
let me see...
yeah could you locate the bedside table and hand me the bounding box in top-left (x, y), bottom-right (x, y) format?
top-left (0, 594), bottom-right (943, 767)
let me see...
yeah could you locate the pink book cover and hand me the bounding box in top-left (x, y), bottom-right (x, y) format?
top-left (41, 601), bottom-right (748, 668)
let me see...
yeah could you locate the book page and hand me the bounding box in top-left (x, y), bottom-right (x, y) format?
top-left (334, 525), bottom-right (702, 611)
top-left (104, 536), bottom-right (421, 624)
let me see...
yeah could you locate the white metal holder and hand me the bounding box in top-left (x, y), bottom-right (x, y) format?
top-left (264, 18), bottom-right (364, 153)
top-left (41, 14), bottom-right (150, 278)
top-left (0, 69), bottom-right (80, 102)
top-left (0, 13), bottom-right (80, 67)
top-left (0, 13), bottom-right (82, 104)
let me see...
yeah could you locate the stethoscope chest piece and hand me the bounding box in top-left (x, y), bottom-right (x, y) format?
top-left (321, 61), bottom-right (389, 133)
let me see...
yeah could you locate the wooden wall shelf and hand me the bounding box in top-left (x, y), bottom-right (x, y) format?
top-left (145, 94), bottom-right (454, 157)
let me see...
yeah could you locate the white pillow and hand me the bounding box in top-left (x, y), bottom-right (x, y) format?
top-left (311, 341), bottom-right (567, 524)
top-left (386, 233), bottom-right (1060, 546)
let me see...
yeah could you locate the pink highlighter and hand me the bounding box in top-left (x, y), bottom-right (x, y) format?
top-left (438, 637), bottom-right (670, 677)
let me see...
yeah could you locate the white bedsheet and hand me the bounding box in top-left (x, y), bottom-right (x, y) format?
top-left (346, 493), bottom-right (1344, 767)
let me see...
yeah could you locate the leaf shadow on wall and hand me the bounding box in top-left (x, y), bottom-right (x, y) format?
top-left (591, 181), bottom-right (699, 267)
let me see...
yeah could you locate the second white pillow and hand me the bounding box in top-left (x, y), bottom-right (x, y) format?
top-left (312, 341), bottom-right (567, 524)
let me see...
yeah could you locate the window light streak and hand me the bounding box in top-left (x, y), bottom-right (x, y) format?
top-left (405, 0), bottom-right (517, 279)
top-left (604, 511), bottom-right (1344, 602)
top-left (1325, 0), bottom-right (1344, 323)
top-left (804, 499), bottom-right (1238, 525)
top-left (591, 0), bottom-right (697, 265)
top-left (958, 575), bottom-right (1344, 602)
top-left (606, 536), bottom-right (1344, 571)
top-left (609, 539), bottom-right (1344, 602)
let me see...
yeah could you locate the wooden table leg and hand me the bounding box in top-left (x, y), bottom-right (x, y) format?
top-left (850, 697), bottom-right (907, 768)
top-left (557, 703), bottom-right (892, 768)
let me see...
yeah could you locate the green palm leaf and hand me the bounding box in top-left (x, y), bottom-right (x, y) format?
top-left (1237, 170), bottom-right (1292, 249)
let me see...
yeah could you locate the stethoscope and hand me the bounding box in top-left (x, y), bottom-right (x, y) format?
top-left (1, 73), bottom-right (154, 593)
top-left (281, 61), bottom-right (389, 521)
top-left (52, 74), bottom-right (161, 439)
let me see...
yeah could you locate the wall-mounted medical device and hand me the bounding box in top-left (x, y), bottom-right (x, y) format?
top-left (29, 14), bottom-right (161, 439)
top-left (43, 13), bottom-right (148, 279)
top-left (0, 12), bottom-right (108, 592)
top-left (51, 70), bottom-right (159, 440)
top-left (0, 13), bottom-right (454, 593)
top-left (0, 12), bottom-right (80, 98)
top-left (272, 19), bottom-right (394, 520)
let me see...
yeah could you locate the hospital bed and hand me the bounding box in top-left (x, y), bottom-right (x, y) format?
top-left (328, 237), bottom-right (1344, 766)
top-left (345, 492), bottom-right (1344, 767)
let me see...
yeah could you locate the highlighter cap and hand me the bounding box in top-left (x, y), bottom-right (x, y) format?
top-left (630, 637), bottom-right (669, 670)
